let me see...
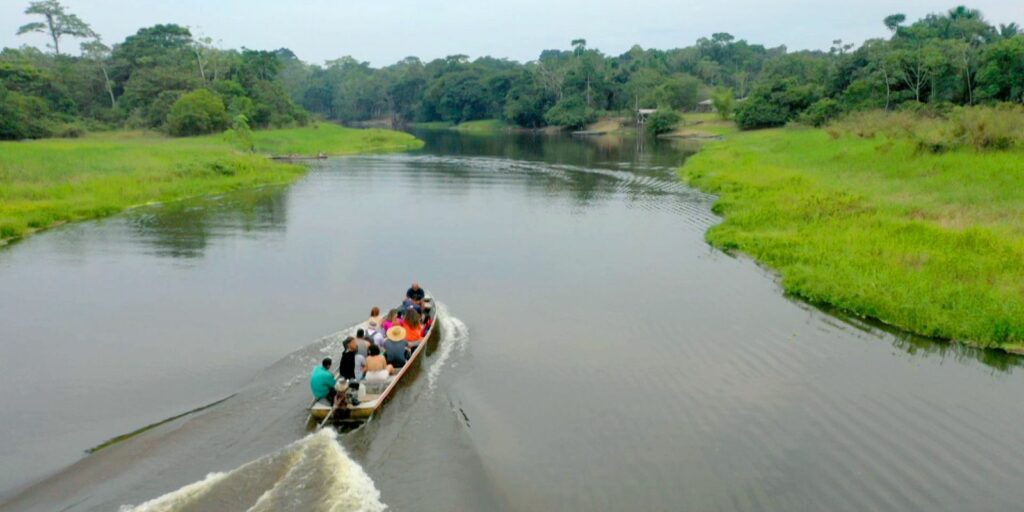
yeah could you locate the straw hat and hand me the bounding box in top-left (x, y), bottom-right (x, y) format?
top-left (386, 325), bottom-right (407, 342)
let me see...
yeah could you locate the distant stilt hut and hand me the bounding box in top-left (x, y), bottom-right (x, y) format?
top-left (696, 99), bottom-right (716, 113)
top-left (636, 108), bottom-right (658, 126)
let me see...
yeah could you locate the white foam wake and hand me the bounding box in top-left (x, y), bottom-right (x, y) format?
top-left (120, 429), bottom-right (385, 512)
top-left (426, 307), bottom-right (470, 392)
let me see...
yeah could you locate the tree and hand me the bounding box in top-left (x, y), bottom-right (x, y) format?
top-left (191, 34), bottom-right (213, 81)
top-left (884, 14), bottom-right (907, 33)
top-left (977, 36), bottom-right (1024, 102)
top-left (16, 0), bottom-right (95, 56)
top-left (0, 83), bottom-right (52, 139)
top-left (999, 23), bottom-right (1021, 39)
top-left (735, 77), bottom-right (821, 129)
top-left (80, 38), bottom-right (115, 108)
top-left (504, 70), bottom-right (554, 127)
top-left (656, 74), bottom-right (700, 110)
top-left (165, 88), bottom-right (228, 136)
top-left (711, 88), bottom-right (734, 119)
top-left (571, 38), bottom-right (587, 56)
top-left (543, 95), bottom-right (596, 128)
top-left (889, 35), bottom-right (944, 102)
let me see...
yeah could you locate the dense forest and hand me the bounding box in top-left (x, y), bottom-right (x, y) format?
top-left (2, 1), bottom-right (1022, 140)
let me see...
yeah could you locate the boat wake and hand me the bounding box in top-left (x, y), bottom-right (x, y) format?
top-left (119, 429), bottom-right (384, 512)
top-left (427, 306), bottom-right (470, 392)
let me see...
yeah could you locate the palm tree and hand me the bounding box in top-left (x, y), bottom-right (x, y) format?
top-left (999, 23), bottom-right (1021, 39)
top-left (949, 5), bottom-right (982, 19)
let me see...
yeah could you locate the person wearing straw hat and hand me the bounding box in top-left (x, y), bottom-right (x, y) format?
top-left (383, 325), bottom-right (409, 368)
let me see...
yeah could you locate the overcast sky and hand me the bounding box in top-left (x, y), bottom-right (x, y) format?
top-left (2, 0), bottom-right (1022, 66)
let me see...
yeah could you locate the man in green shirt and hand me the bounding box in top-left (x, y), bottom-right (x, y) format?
top-left (310, 357), bottom-right (337, 403)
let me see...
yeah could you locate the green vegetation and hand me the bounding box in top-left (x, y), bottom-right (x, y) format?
top-left (411, 119), bottom-right (509, 133)
top-left (681, 109), bottom-right (1024, 350)
top-left (166, 89), bottom-right (229, 136)
top-left (732, 7), bottom-right (1024, 130)
top-left (3, 3), bottom-right (307, 140)
top-left (0, 124), bottom-right (421, 241)
top-left (646, 110), bottom-right (682, 135)
top-left (249, 123), bottom-right (422, 155)
top-left (4, 3), bottom-right (1022, 137)
top-left (451, 119), bottom-right (509, 133)
top-left (711, 89), bottom-right (735, 120)
top-left (411, 121), bottom-right (454, 130)
top-left (665, 112), bottom-right (738, 138)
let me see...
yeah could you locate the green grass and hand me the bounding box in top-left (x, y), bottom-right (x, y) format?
top-left (666, 113), bottom-right (738, 138)
top-left (0, 125), bottom-right (422, 242)
top-left (681, 127), bottom-right (1024, 351)
top-left (411, 121), bottom-right (455, 130)
top-left (410, 119), bottom-right (509, 133)
top-left (250, 123), bottom-right (422, 155)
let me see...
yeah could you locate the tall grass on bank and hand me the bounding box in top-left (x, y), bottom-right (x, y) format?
top-left (831, 105), bottom-right (1024, 153)
top-left (0, 125), bottom-right (422, 242)
top-left (452, 119), bottom-right (509, 133)
top-left (249, 124), bottom-right (422, 155)
top-left (681, 112), bottom-right (1024, 350)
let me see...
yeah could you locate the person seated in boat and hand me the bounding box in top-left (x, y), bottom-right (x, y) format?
top-left (338, 337), bottom-right (365, 381)
top-left (364, 344), bottom-right (394, 382)
top-left (384, 325), bottom-right (409, 368)
top-left (367, 307), bottom-right (383, 334)
top-left (406, 282), bottom-right (425, 308)
top-left (381, 309), bottom-right (400, 332)
top-left (355, 328), bottom-right (372, 357)
top-left (310, 357), bottom-right (337, 403)
top-left (421, 300), bottom-right (434, 330)
top-left (403, 309), bottom-right (425, 344)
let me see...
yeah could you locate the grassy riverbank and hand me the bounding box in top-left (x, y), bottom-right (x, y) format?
top-left (681, 125), bottom-right (1024, 351)
top-left (412, 119), bottom-right (509, 133)
top-left (0, 125), bottom-right (421, 242)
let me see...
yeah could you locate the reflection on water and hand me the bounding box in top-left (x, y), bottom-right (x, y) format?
top-left (125, 186), bottom-right (290, 259)
top-left (411, 128), bottom-right (698, 171)
top-left (815, 302), bottom-right (1022, 373)
top-left (1, 129), bottom-right (1023, 512)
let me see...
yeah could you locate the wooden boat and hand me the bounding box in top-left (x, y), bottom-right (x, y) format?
top-left (309, 294), bottom-right (440, 424)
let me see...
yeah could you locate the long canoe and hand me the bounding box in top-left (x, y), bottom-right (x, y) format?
top-left (309, 294), bottom-right (440, 424)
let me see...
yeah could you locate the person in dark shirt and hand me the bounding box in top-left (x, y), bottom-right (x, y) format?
top-left (406, 282), bottom-right (425, 307)
top-left (338, 337), bottom-right (363, 380)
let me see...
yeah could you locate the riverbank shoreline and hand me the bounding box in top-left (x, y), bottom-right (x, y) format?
top-left (0, 125), bottom-right (422, 245)
top-left (680, 126), bottom-right (1024, 352)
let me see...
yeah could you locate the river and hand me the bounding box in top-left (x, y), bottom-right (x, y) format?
top-left (1, 129), bottom-right (1022, 511)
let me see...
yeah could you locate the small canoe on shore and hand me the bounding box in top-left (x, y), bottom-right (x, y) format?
top-left (310, 294), bottom-right (440, 424)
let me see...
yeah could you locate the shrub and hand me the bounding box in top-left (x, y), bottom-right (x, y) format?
top-left (735, 96), bottom-right (790, 129)
top-left (736, 78), bottom-right (822, 130)
top-left (166, 89), bottom-right (229, 136)
top-left (51, 122), bottom-right (86, 138)
top-left (951, 105), bottom-right (1024, 150)
top-left (223, 114), bottom-right (254, 151)
top-left (646, 110), bottom-right (682, 135)
top-left (711, 88), bottom-right (734, 120)
top-left (799, 99), bottom-right (842, 127)
top-left (0, 84), bottom-right (52, 139)
top-left (543, 96), bottom-right (597, 129)
top-left (146, 90), bottom-right (185, 129)
top-left (831, 105), bottom-right (1024, 152)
